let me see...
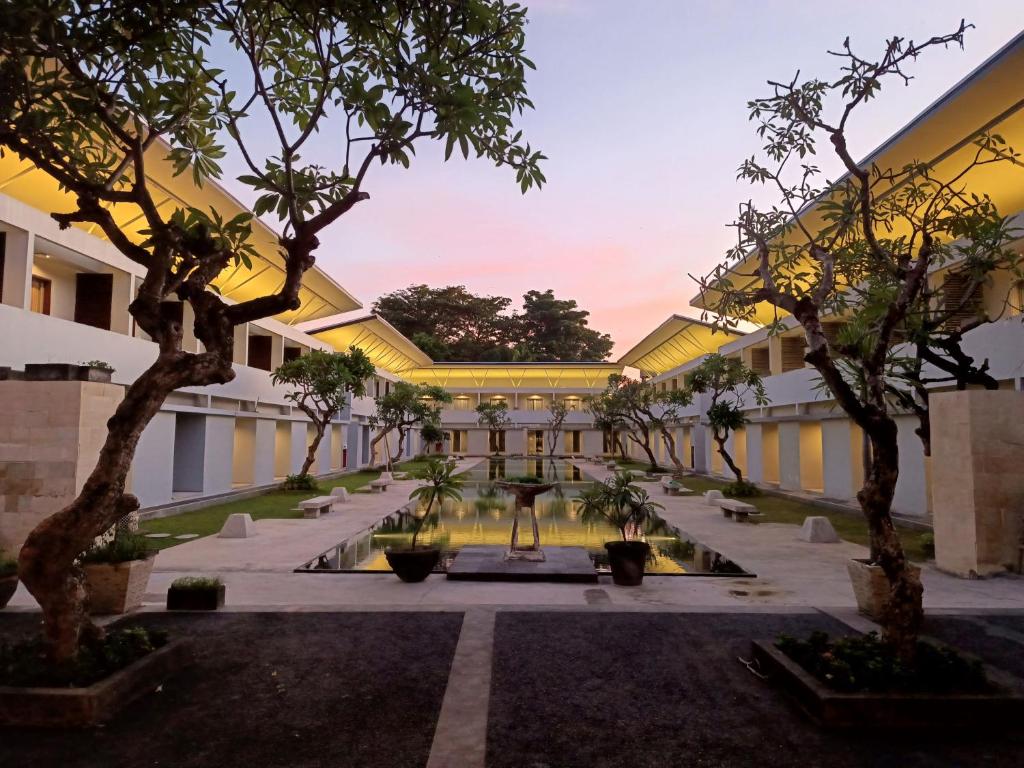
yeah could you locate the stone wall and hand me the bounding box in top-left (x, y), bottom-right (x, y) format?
top-left (931, 390), bottom-right (1024, 577)
top-left (0, 379), bottom-right (121, 553)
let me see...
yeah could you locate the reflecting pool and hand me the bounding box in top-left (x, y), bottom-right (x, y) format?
top-left (297, 458), bottom-right (750, 576)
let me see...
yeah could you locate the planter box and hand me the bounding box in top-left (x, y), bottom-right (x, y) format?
top-left (166, 584), bottom-right (225, 611)
top-left (0, 575), bottom-right (17, 609)
top-left (0, 639), bottom-right (193, 727)
top-left (846, 558), bottom-right (921, 621)
top-left (751, 640), bottom-right (1024, 729)
top-left (23, 363), bottom-right (113, 383)
top-left (83, 555), bottom-right (156, 615)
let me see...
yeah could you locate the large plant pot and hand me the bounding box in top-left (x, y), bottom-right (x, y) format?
top-left (166, 584), bottom-right (226, 611)
top-left (846, 558), bottom-right (921, 621)
top-left (605, 541), bottom-right (651, 586)
top-left (0, 575), bottom-right (18, 609)
top-left (385, 548), bottom-right (441, 583)
top-left (83, 555), bottom-right (156, 614)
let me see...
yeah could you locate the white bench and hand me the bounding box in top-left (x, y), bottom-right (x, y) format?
top-left (369, 479), bottom-right (389, 493)
top-left (718, 498), bottom-right (762, 522)
top-left (299, 496), bottom-right (335, 519)
top-left (660, 477), bottom-right (690, 496)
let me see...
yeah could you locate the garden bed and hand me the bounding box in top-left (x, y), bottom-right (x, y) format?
top-left (751, 638), bottom-right (1024, 729)
top-left (0, 636), bottom-right (193, 727)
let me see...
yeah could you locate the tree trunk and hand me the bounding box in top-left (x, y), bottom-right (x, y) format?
top-left (614, 432), bottom-right (626, 460)
top-left (658, 426), bottom-right (686, 475)
top-left (389, 428), bottom-right (406, 466)
top-left (713, 429), bottom-right (743, 483)
top-left (858, 420), bottom-right (924, 661)
top-left (627, 429), bottom-right (658, 470)
top-left (300, 419), bottom-right (328, 477)
top-left (18, 351), bottom-right (232, 662)
top-left (369, 428), bottom-right (388, 467)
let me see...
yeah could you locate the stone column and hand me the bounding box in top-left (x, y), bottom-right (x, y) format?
top-left (0, 378), bottom-right (121, 552)
top-left (1, 227), bottom-right (33, 309)
top-left (745, 423), bottom-right (764, 484)
top-left (778, 422), bottom-right (801, 491)
top-left (131, 410), bottom-right (176, 507)
top-left (821, 419), bottom-right (855, 501)
top-left (931, 390), bottom-right (1024, 577)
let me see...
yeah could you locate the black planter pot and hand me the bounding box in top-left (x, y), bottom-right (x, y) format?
top-left (0, 575), bottom-right (17, 609)
top-left (166, 584), bottom-right (225, 611)
top-left (385, 548), bottom-right (441, 583)
top-left (604, 541), bottom-right (651, 586)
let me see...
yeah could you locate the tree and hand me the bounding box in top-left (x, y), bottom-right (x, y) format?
top-left (374, 285), bottom-right (614, 361)
top-left (578, 473), bottom-right (665, 542)
top-left (475, 400), bottom-right (511, 454)
top-left (2, 0), bottom-right (544, 661)
top-left (419, 422), bottom-right (446, 456)
top-left (696, 22), bottom-right (1019, 658)
top-left (586, 393), bottom-right (628, 459)
top-left (545, 400), bottom-right (569, 456)
top-left (406, 459), bottom-right (463, 548)
top-left (271, 348), bottom-right (374, 477)
top-left (370, 383), bottom-right (451, 467)
top-left (685, 354), bottom-right (767, 486)
top-left (517, 289), bottom-right (614, 361)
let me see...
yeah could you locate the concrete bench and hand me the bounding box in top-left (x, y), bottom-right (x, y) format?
top-left (369, 479), bottom-right (389, 493)
top-left (718, 498), bottom-right (761, 522)
top-left (660, 477), bottom-right (690, 496)
top-left (299, 495), bottom-right (334, 519)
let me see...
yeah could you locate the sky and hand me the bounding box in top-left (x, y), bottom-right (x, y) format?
top-left (216, 1), bottom-right (1024, 357)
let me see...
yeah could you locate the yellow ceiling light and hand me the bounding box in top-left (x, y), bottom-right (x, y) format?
top-left (402, 362), bottom-right (624, 391)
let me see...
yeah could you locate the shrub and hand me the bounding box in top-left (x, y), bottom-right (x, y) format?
top-left (0, 550), bottom-right (17, 579)
top-left (0, 626), bottom-right (167, 688)
top-left (80, 359), bottom-right (115, 373)
top-left (723, 480), bottom-right (759, 497)
top-left (282, 473), bottom-right (317, 491)
top-left (920, 531), bottom-right (936, 559)
top-left (775, 631), bottom-right (989, 694)
top-left (170, 576), bottom-right (223, 592)
top-left (79, 528), bottom-right (152, 565)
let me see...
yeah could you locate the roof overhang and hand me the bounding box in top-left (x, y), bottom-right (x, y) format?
top-left (307, 313), bottom-right (433, 374)
top-left (617, 314), bottom-right (745, 376)
top-left (691, 30), bottom-right (1024, 324)
top-left (0, 143), bottom-right (361, 324)
top-left (401, 362), bottom-right (624, 391)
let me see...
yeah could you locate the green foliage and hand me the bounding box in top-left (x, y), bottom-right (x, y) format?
top-left (407, 459), bottom-right (464, 548)
top-left (0, 626), bottom-right (167, 688)
top-left (920, 532), bottom-right (936, 559)
top-left (372, 382), bottom-right (452, 440)
top-left (0, 550), bottom-right (17, 578)
top-left (374, 285), bottom-right (612, 361)
top-left (577, 473), bottom-right (666, 542)
top-left (272, 348), bottom-right (375, 419)
top-left (420, 421), bottom-right (446, 445)
top-left (79, 360), bottom-right (115, 373)
top-left (475, 400), bottom-right (511, 430)
top-left (79, 528), bottom-right (152, 565)
top-left (170, 576), bottom-right (223, 592)
top-left (776, 631), bottom-right (989, 694)
top-left (281, 473), bottom-right (317, 491)
top-left (723, 480), bottom-right (759, 497)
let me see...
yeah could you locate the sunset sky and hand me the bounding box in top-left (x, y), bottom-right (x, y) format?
top-left (222, 1), bottom-right (1024, 357)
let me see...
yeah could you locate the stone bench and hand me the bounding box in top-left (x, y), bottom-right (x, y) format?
top-left (299, 495), bottom-right (335, 519)
top-left (718, 498), bottom-right (761, 522)
top-left (660, 477), bottom-right (690, 496)
top-left (369, 479), bottom-right (389, 493)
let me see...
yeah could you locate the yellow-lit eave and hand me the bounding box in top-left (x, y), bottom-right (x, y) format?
top-left (402, 363), bottom-right (624, 391)
top-left (617, 314), bottom-right (745, 376)
top-left (0, 137), bottom-right (361, 324)
top-left (689, 31), bottom-right (1024, 325)
top-left (308, 314), bottom-right (433, 375)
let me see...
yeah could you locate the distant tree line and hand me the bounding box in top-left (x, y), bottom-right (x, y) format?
top-left (373, 285), bottom-right (614, 362)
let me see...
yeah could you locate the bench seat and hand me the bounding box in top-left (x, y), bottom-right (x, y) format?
top-left (299, 495), bottom-right (335, 519)
top-left (718, 498), bottom-right (761, 522)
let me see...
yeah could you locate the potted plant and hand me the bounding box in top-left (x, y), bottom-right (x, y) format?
top-left (80, 527), bottom-right (156, 614)
top-left (386, 458), bottom-right (463, 582)
top-left (166, 576), bottom-right (226, 611)
top-left (0, 550), bottom-right (18, 609)
top-left (579, 472), bottom-right (665, 586)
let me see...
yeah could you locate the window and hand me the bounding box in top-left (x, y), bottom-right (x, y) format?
top-left (564, 397), bottom-right (581, 411)
top-left (526, 397), bottom-right (543, 411)
top-left (489, 396), bottom-right (506, 407)
top-left (30, 276), bottom-right (51, 315)
top-left (247, 334), bottom-right (272, 371)
top-left (74, 273), bottom-right (113, 330)
top-left (453, 396), bottom-right (471, 411)
top-left (283, 346), bottom-right (302, 362)
top-left (489, 429), bottom-right (506, 454)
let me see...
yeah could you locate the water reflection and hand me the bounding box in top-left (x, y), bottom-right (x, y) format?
top-left (297, 459), bottom-right (749, 576)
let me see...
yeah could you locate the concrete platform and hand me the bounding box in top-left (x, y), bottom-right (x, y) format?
top-left (446, 545), bottom-right (598, 583)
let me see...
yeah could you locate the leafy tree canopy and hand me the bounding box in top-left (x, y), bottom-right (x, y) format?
top-left (374, 285), bottom-right (613, 361)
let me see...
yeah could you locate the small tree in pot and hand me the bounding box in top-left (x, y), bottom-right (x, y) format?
top-left (387, 459), bottom-right (463, 582)
top-left (578, 473), bottom-right (665, 586)
top-left (79, 528), bottom-right (155, 615)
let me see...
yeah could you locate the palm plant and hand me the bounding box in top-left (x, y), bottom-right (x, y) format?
top-left (407, 459), bottom-right (464, 549)
top-left (578, 473), bottom-right (666, 542)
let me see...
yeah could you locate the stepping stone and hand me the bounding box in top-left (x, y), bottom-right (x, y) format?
top-left (219, 513), bottom-right (256, 539)
top-left (144, 533), bottom-right (171, 539)
top-left (798, 516), bottom-right (840, 543)
top-left (174, 533), bottom-right (200, 540)
top-left (704, 490), bottom-right (724, 506)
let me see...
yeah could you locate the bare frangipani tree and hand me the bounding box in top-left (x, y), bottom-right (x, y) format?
top-left (545, 400), bottom-right (569, 456)
top-left (696, 22), bottom-right (1021, 658)
top-left (0, 0), bottom-right (544, 661)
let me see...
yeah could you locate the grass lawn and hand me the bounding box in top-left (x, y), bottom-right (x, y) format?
top-left (139, 459), bottom-right (430, 550)
top-left (609, 459), bottom-right (931, 562)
